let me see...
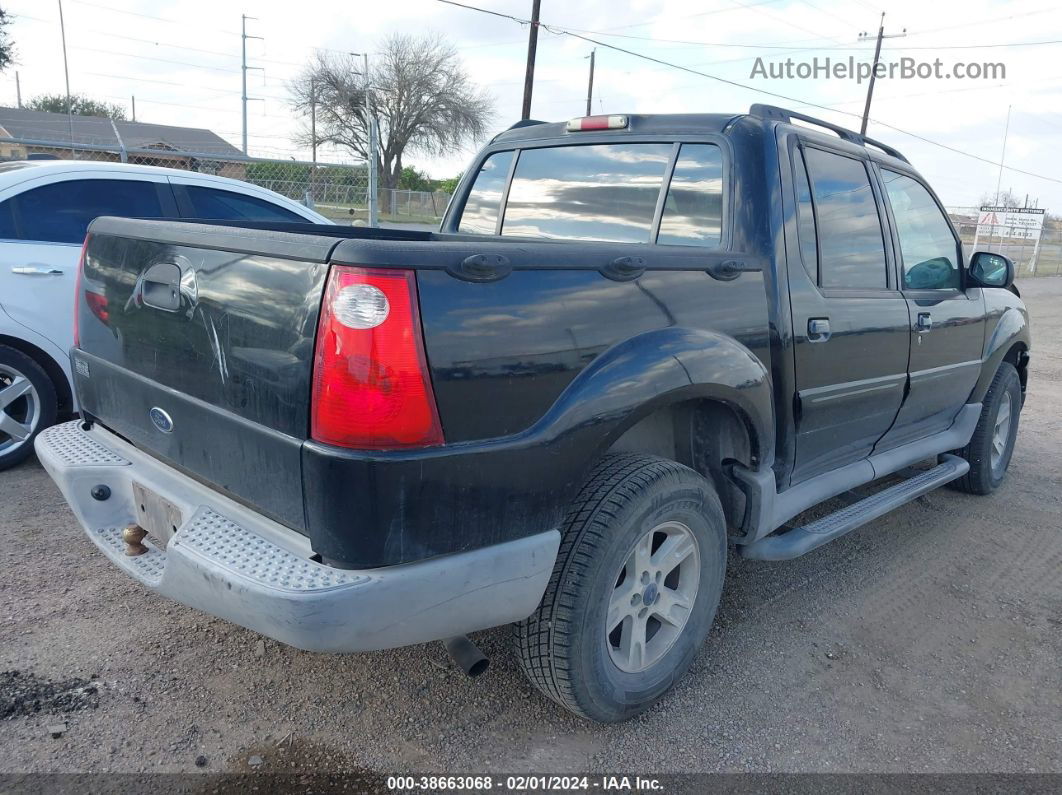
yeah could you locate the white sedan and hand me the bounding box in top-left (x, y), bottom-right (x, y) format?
top-left (0, 160), bottom-right (331, 469)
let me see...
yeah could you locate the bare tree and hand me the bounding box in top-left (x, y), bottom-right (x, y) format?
top-left (0, 9), bottom-right (14, 73)
top-left (289, 34), bottom-right (493, 203)
top-left (978, 189), bottom-right (1023, 208)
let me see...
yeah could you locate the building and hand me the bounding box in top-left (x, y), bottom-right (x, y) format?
top-left (0, 106), bottom-right (247, 179)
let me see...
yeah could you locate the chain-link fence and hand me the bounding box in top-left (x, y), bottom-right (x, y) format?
top-left (0, 132), bottom-right (452, 226)
top-left (947, 206), bottom-right (1062, 278)
top-left (382, 188), bottom-right (452, 222)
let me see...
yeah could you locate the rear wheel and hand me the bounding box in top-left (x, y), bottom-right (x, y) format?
top-left (950, 361), bottom-right (1021, 495)
top-left (514, 454), bottom-right (726, 722)
top-left (0, 345), bottom-right (58, 471)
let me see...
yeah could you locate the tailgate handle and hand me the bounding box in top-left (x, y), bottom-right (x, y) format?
top-left (448, 253), bottom-right (512, 282)
top-left (601, 256), bottom-right (646, 281)
top-left (140, 262), bottom-right (182, 312)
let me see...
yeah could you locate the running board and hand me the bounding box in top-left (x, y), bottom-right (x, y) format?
top-left (739, 454), bottom-right (969, 561)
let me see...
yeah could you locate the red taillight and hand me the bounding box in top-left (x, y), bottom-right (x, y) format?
top-left (311, 265), bottom-right (443, 450)
top-left (72, 236), bottom-right (90, 348)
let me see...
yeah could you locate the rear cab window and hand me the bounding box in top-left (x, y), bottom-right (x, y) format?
top-left (455, 141), bottom-right (725, 248)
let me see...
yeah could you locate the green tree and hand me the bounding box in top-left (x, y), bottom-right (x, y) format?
top-left (0, 9), bottom-right (14, 72)
top-left (397, 165), bottom-right (431, 192)
top-left (437, 173), bottom-right (463, 194)
top-left (27, 94), bottom-right (127, 120)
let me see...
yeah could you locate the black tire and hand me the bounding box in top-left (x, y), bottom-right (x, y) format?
top-left (950, 362), bottom-right (1021, 495)
top-left (0, 344), bottom-right (58, 471)
top-left (514, 453), bottom-right (726, 722)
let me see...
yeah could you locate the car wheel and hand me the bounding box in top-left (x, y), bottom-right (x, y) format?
top-left (0, 345), bottom-right (58, 471)
top-left (514, 453), bottom-right (726, 722)
top-left (950, 362), bottom-right (1021, 495)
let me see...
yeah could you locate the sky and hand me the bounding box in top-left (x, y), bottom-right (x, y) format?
top-left (2, 0), bottom-right (1061, 210)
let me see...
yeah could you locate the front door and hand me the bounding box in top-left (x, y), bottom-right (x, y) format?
top-left (873, 167), bottom-right (986, 450)
top-left (0, 174), bottom-right (173, 353)
top-left (785, 142), bottom-right (911, 484)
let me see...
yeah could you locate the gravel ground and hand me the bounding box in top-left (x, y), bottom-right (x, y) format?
top-left (1, 279), bottom-right (1060, 778)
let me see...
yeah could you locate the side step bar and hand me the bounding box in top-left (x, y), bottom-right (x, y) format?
top-left (739, 454), bottom-right (969, 561)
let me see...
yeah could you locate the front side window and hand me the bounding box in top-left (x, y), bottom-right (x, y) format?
top-left (881, 170), bottom-right (960, 290)
top-left (183, 186), bottom-right (304, 222)
top-left (656, 144), bottom-right (724, 247)
top-left (803, 148), bottom-right (887, 289)
top-left (502, 143), bottom-right (672, 242)
top-left (458, 150), bottom-right (513, 234)
top-left (14, 179), bottom-right (164, 244)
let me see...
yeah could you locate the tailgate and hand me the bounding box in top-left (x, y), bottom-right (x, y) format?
top-left (73, 218), bottom-right (340, 530)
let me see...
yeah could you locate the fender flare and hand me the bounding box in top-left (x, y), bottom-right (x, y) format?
top-left (530, 326), bottom-right (774, 464)
top-left (971, 307), bottom-right (1029, 403)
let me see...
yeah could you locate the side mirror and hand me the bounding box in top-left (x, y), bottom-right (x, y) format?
top-left (968, 251), bottom-right (1014, 289)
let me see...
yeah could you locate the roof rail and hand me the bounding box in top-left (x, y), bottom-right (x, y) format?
top-left (748, 103), bottom-right (909, 163)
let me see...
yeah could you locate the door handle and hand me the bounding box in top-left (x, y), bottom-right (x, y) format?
top-left (807, 317), bottom-right (831, 342)
top-left (916, 312), bottom-right (933, 332)
top-left (11, 266), bottom-right (63, 275)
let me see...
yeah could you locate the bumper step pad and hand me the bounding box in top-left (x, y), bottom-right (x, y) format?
top-left (34, 420), bottom-right (560, 652)
top-left (740, 454), bottom-right (970, 560)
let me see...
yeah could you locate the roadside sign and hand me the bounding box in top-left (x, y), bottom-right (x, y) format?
top-left (975, 206), bottom-right (1045, 241)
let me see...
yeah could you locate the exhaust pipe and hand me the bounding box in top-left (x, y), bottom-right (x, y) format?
top-left (443, 636), bottom-right (489, 678)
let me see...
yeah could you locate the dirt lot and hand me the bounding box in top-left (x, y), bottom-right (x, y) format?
top-left (1, 279), bottom-right (1060, 778)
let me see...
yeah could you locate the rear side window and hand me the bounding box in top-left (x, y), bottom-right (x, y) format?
top-left (656, 144), bottom-right (723, 247)
top-left (502, 143), bottom-right (672, 242)
top-left (13, 179), bottom-right (164, 244)
top-left (792, 149), bottom-right (818, 280)
top-left (803, 148), bottom-right (887, 289)
top-left (881, 169), bottom-right (960, 290)
top-left (182, 186), bottom-right (304, 222)
top-left (458, 151), bottom-right (513, 234)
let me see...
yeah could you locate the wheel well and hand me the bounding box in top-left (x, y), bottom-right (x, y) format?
top-left (0, 334), bottom-right (73, 416)
top-left (1003, 342), bottom-right (1028, 399)
top-left (606, 399), bottom-right (754, 531)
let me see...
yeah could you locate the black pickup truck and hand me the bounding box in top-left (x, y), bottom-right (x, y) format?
top-left (37, 105), bottom-right (1030, 723)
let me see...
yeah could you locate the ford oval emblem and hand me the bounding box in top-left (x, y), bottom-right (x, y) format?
top-left (149, 407), bottom-right (174, 434)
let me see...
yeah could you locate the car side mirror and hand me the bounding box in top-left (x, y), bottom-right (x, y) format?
top-left (968, 251), bottom-right (1014, 289)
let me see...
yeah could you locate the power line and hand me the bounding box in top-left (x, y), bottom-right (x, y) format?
top-left (435, 0), bottom-right (1062, 186)
top-left (66, 0), bottom-right (240, 35)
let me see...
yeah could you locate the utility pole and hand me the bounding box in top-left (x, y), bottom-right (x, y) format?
top-left (241, 14), bottom-right (263, 155)
top-left (585, 49), bottom-right (595, 117)
top-left (309, 77), bottom-right (317, 164)
top-left (995, 104), bottom-right (1011, 204)
top-left (521, 0), bottom-right (541, 120)
top-left (351, 51), bottom-right (377, 226)
top-left (131, 95), bottom-right (136, 122)
top-left (57, 0), bottom-right (75, 156)
top-left (857, 13), bottom-right (905, 136)
top-left (14, 72), bottom-right (21, 108)
top-left (364, 51), bottom-right (377, 227)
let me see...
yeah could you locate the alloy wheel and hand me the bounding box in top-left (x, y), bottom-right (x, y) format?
top-left (605, 520), bottom-right (700, 673)
top-left (0, 363), bottom-right (40, 457)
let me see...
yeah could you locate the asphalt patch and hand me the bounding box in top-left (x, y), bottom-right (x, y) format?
top-left (0, 670), bottom-right (100, 719)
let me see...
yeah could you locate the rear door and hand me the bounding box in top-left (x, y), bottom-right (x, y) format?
top-left (0, 174), bottom-right (175, 351)
top-left (785, 140), bottom-right (911, 484)
top-left (873, 166), bottom-right (985, 450)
